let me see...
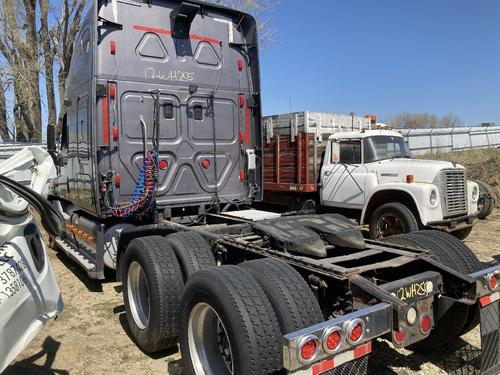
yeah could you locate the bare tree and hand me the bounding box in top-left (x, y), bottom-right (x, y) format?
top-left (50, 0), bottom-right (87, 126)
top-left (0, 78), bottom-right (10, 141)
top-left (211, 0), bottom-right (278, 43)
top-left (0, 0), bottom-right (42, 141)
top-left (384, 112), bottom-right (463, 129)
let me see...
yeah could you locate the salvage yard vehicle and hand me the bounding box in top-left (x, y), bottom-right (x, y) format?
top-left (46, 0), bottom-right (500, 374)
top-left (263, 111), bottom-right (480, 240)
top-left (0, 148), bottom-right (63, 373)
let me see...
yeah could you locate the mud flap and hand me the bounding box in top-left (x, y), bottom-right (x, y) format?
top-left (332, 357), bottom-right (368, 375)
top-left (480, 299), bottom-right (500, 375)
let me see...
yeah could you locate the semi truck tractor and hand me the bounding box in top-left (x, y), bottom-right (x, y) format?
top-left (263, 111), bottom-right (479, 240)
top-left (46, 1), bottom-right (500, 374)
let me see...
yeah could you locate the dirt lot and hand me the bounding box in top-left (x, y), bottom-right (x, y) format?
top-left (6, 149), bottom-right (500, 375)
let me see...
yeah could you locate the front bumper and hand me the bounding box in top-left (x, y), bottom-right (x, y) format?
top-left (426, 212), bottom-right (477, 232)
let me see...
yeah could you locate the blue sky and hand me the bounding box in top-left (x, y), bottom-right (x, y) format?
top-left (259, 0), bottom-right (500, 125)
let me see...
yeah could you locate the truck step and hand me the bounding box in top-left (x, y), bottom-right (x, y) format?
top-left (54, 237), bottom-right (96, 272)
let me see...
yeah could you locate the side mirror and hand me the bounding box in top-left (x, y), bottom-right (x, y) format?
top-left (47, 123), bottom-right (57, 154)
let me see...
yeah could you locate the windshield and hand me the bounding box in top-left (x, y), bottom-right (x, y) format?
top-left (364, 136), bottom-right (412, 163)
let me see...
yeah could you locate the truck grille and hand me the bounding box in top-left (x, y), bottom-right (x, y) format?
top-left (441, 170), bottom-right (467, 217)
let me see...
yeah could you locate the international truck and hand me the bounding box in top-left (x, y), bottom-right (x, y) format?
top-left (263, 111), bottom-right (480, 240)
top-left (46, 1), bottom-right (500, 374)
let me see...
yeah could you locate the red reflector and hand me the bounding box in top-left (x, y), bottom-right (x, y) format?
top-left (110, 41), bottom-right (116, 55)
top-left (239, 132), bottom-right (244, 143)
top-left (239, 95), bottom-right (245, 108)
top-left (109, 84), bottom-right (116, 99)
top-left (159, 160), bottom-right (168, 170)
top-left (102, 97), bottom-right (110, 146)
top-left (394, 331), bottom-right (406, 344)
top-left (112, 126), bottom-right (118, 141)
top-left (489, 274), bottom-right (498, 290)
top-left (115, 173), bottom-right (121, 188)
top-left (240, 170), bottom-right (246, 180)
top-left (300, 339), bottom-right (317, 361)
top-left (201, 159), bottom-right (210, 169)
top-left (349, 323), bottom-right (363, 343)
top-left (326, 330), bottom-right (341, 351)
top-left (237, 59), bottom-right (244, 71)
top-left (420, 315), bottom-right (431, 334)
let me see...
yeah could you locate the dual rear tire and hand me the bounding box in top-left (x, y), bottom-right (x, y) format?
top-left (121, 233), bottom-right (351, 374)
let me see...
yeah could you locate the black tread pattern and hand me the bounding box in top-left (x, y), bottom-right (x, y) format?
top-left (180, 265), bottom-right (282, 375)
top-left (241, 258), bottom-right (324, 334)
top-left (164, 231), bottom-right (215, 279)
top-left (420, 230), bottom-right (482, 334)
top-left (123, 236), bottom-right (184, 352)
top-left (384, 233), bottom-right (468, 351)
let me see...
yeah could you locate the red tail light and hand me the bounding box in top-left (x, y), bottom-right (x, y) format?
top-left (201, 159), bottom-right (210, 169)
top-left (322, 327), bottom-right (342, 353)
top-left (237, 59), bottom-right (244, 71)
top-left (112, 126), bottom-right (118, 141)
top-left (115, 173), bottom-right (121, 188)
top-left (298, 335), bottom-right (318, 363)
top-left (239, 95), bottom-right (245, 108)
top-left (159, 160), bottom-right (168, 170)
top-left (420, 315), bottom-right (432, 334)
top-left (110, 41), bottom-right (116, 55)
top-left (239, 170), bottom-right (246, 180)
top-left (488, 273), bottom-right (499, 291)
top-left (347, 319), bottom-right (365, 344)
top-left (393, 331), bottom-right (406, 344)
top-left (109, 83), bottom-right (116, 99)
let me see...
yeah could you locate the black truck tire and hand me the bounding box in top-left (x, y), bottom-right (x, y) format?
top-left (241, 258), bottom-right (368, 375)
top-left (179, 265), bottom-right (283, 375)
top-left (476, 180), bottom-right (496, 220)
top-left (369, 202), bottom-right (419, 239)
top-left (384, 232), bottom-right (471, 351)
top-left (240, 258), bottom-right (324, 333)
top-left (420, 230), bottom-right (483, 335)
top-left (164, 231), bottom-right (215, 280)
top-left (122, 236), bottom-right (183, 353)
top-left (451, 226), bottom-right (473, 240)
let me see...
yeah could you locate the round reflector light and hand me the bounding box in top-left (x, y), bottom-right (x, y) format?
top-left (201, 159), bottom-right (210, 169)
top-left (347, 319), bottom-right (364, 344)
top-left (394, 331), bottom-right (406, 344)
top-left (406, 307), bottom-right (417, 325)
top-left (488, 273), bottom-right (498, 291)
top-left (420, 315), bottom-right (432, 334)
top-left (299, 338), bottom-right (317, 362)
top-left (159, 160), bottom-right (168, 170)
top-left (322, 327), bottom-right (342, 353)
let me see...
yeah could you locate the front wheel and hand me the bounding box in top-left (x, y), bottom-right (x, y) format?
top-left (369, 202), bottom-right (419, 240)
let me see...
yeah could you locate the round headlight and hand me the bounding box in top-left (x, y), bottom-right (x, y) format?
top-left (472, 186), bottom-right (479, 200)
top-left (430, 190), bottom-right (438, 206)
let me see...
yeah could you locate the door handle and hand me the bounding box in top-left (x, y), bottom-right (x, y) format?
top-left (324, 170), bottom-right (333, 177)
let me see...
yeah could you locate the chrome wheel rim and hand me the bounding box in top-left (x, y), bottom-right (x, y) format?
top-left (188, 302), bottom-right (234, 375)
top-left (127, 261), bottom-right (150, 329)
top-left (376, 213), bottom-right (405, 239)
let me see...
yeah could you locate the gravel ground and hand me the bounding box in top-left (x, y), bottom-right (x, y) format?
top-left (5, 210), bottom-right (500, 375)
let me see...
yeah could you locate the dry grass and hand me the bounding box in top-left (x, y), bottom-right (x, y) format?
top-left (421, 147), bottom-right (500, 199)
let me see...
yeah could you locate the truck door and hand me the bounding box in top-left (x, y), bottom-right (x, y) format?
top-left (320, 139), bottom-right (368, 209)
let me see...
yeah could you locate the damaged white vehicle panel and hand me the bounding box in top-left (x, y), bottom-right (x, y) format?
top-left (0, 147), bottom-right (64, 373)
